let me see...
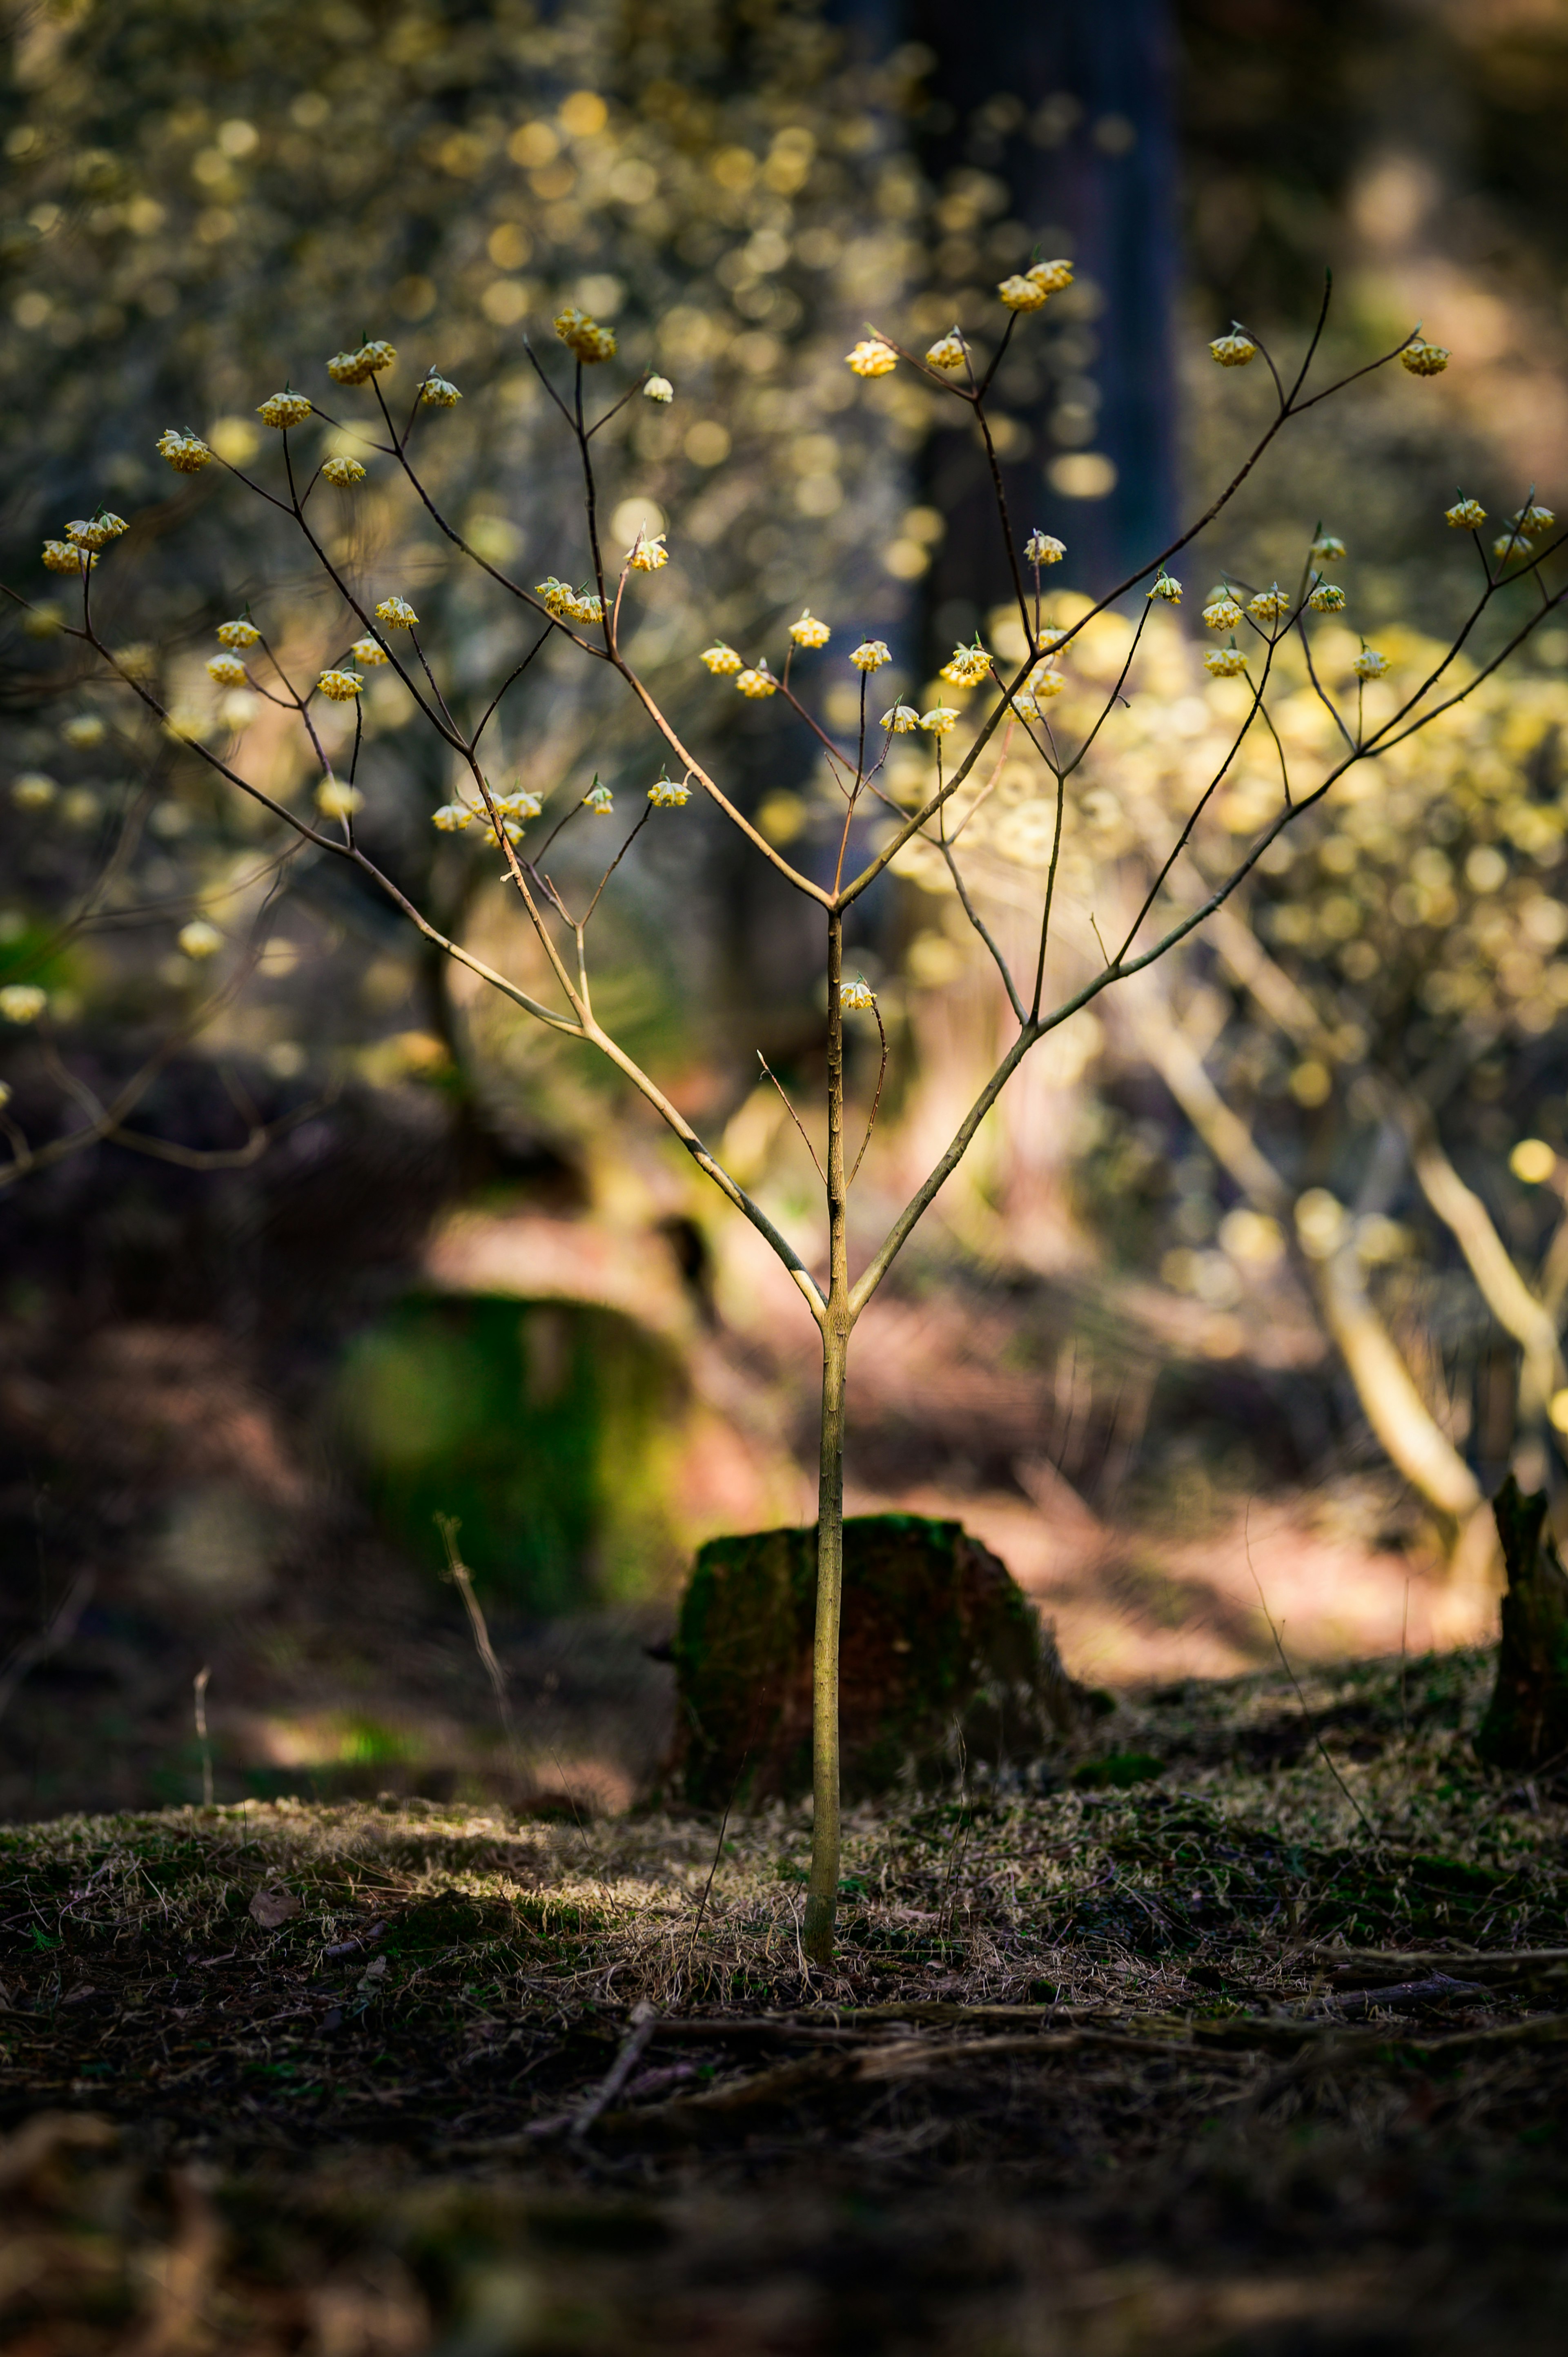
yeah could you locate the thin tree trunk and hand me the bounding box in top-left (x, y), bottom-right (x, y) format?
top-left (804, 911), bottom-right (850, 1967)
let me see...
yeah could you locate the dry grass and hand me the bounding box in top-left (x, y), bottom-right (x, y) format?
top-left (2, 1641), bottom-right (1567, 2351)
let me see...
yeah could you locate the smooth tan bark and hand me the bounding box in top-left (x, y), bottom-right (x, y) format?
top-left (804, 912), bottom-right (850, 1967)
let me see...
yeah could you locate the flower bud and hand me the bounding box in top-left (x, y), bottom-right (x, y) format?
top-left (643, 374), bottom-right (674, 403)
top-left (1400, 339), bottom-right (1449, 376)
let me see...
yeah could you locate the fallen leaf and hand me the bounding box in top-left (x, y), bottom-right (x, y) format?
top-left (249, 1887), bottom-right (303, 1929)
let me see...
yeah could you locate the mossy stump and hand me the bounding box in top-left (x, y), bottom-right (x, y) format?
top-left (1474, 1475), bottom-right (1568, 1771)
top-left (668, 1513), bottom-right (1094, 1809)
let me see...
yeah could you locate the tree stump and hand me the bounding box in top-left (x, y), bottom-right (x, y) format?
top-left (1474, 1475), bottom-right (1568, 1770)
top-left (668, 1513), bottom-right (1100, 1808)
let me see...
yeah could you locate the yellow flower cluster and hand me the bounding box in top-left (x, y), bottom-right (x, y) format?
top-left (537, 577), bottom-right (605, 624)
top-left (584, 781), bottom-right (615, 813)
top-left (940, 642), bottom-right (992, 688)
top-left (997, 257), bottom-right (1074, 312)
top-left (431, 803), bottom-right (472, 833)
top-left (926, 329), bottom-right (967, 370)
top-left (648, 777), bottom-right (692, 806)
top-left (920, 706), bottom-right (958, 734)
top-left (1147, 572), bottom-right (1183, 605)
top-left (1514, 505), bottom-right (1556, 537)
top-left (845, 336), bottom-right (897, 377)
top-left (1312, 533), bottom-right (1346, 561)
top-left (840, 978), bottom-right (875, 1010)
top-left (1209, 329), bottom-right (1256, 367)
top-left (1025, 530), bottom-right (1066, 566)
top-left (554, 306), bottom-right (617, 362)
top-left (374, 595), bottom-right (419, 629)
top-left (735, 665), bottom-right (779, 697)
top-left (316, 669), bottom-right (363, 701)
top-left (789, 610), bottom-right (831, 649)
top-left (882, 705), bottom-right (919, 732)
top-left (1446, 497), bottom-right (1486, 530)
top-left (1353, 646), bottom-right (1388, 680)
top-left (41, 540), bottom-right (92, 574)
top-left (1400, 339), bottom-right (1449, 376)
top-left (157, 429), bottom-right (213, 473)
top-left (206, 653), bottom-right (248, 686)
top-left (216, 619), bottom-right (261, 648)
top-left (1248, 584), bottom-right (1290, 622)
top-left (257, 391), bottom-right (313, 429)
top-left (1024, 664), bottom-right (1066, 699)
top-left (1307, 582), bottom-right (1345, 613)
top-left (1203, 645), bottom-right (1250, 677)
top-left (66, 514), bottom-right (127, 550)
top-left (492, 788), bottom-right (542, 821)
top-left (350, 636), bottom-right (388, 667)
top-left (626, 531), bottom-right (668, 572)
top-left (421, 374), bottom-right (462, 408)
top-left (851, 639), bottom-right (891, 672)
top-left (643, 374), bottom-right (675, 403)
top-left (326, 339), bottom-right (396, 386)
top-left (322, 455), bottom-right (366, 487)
top-left (1203, 595), bottom-right (1243, 631)
top-left (700, 642), bottom-right (743, 675)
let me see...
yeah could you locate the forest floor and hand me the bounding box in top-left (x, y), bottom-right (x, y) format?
top-left (2, 1642), bottom-right (1566, 2355)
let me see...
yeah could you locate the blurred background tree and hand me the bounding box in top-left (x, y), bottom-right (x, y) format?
top-left (4, 0), bottom-right (1568, 1815)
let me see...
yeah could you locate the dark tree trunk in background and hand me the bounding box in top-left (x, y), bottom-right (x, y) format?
top-left (909, 0), bottom-right (1179, 627)
top-left (1475, 1478), bottom-right (1568, 1773)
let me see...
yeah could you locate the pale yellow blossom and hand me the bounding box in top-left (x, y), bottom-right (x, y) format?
top-left (846, 337), bottom-right (897, 376)
top-left (1024, 530), bottom-right (1065, 565)
top-left (626, 532), bottom-right (668, 572)
top-left (926, 329), bottom-right (967, 370)
top-left (257, 391), bottom-right (313, 428)
top-left (1446, 497), bottom-right (1486, 530)
top-left (216, 619), bottom-right (261, 649)
top-left (178, 919), bottom-right (223, 959)
top-left (1307, 582), bottom-right (1345, 613)
top-left (374, 595), bottom-right (419, 628)
top-left (1204, 645), bottom-right (1250, 677)
top-left (316, 780), bottom-right (364, 819)
top-left (0, 985), bottom-right (46, 1023)
top-left (997, 273), bottom-right (1047, 312)
top-left (643, 374), bottom-right (674, 403)
top-left (1147, 571), bottom-right (1182, 605)
top-left (65, 514), bottom-right (127, 550)
top-left (920, 706), bottom-right (958, 734)
top-left (1353, 646), bottom-right (1388, 680)
top-left (42, 540), bottom-right (92, 574)
top-left (1209, 329), bottom-right (1256, 366)
top-left (1247, 583), bottom-right (1290, 622)
top-left (735, 666), bottom-right (779, 698)
top-left (316, 669), bottom-right (363, 702)
top-left (584, 781), bottom-right (615, 813)
top-left (850, 639), bottom-right (891, 672)
top-left (157, 429), bottom-right (213, 473)
top-left (322, 454), bottom-right (366, 487)
top-left (789, 611), bottom-right (831, 649)
top-left (421, 374), bottom-right (462, 408)
top-left (648, 777), bottom-right (692, 806)
top-left (700, 642), bottom-right (743, 675)
top-left (1203, 596), bottom-right (1243, 631)
top-left (554, 306), bottom-right (617, 363)
top-left (881, 705), bottom-right (920, 732)
top-left (840, 978), bottom-right (875, 1009)
top-left (940, 642), bottom-right (992, 687)
top-left (350, 637), bottom-right (388, 667)
top-left (326, 339), bottom-right (396, 386)
top-left (206, 653), bottom-right (248, 686)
